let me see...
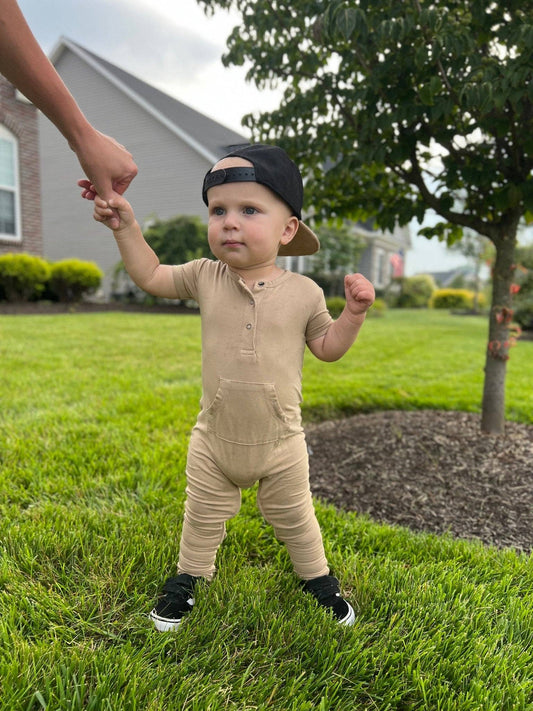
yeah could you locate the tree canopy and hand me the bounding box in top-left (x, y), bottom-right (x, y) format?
top-left (200, 0), bottom-right (532, 240)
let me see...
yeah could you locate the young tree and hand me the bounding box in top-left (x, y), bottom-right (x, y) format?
top-left (199, 0), bottom-right (533, 433)
top-left (143, 215), bottom-right (210, 265)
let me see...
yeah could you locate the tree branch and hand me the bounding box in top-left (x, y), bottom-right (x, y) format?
top-left (402, 141), bottom-right (499, 238)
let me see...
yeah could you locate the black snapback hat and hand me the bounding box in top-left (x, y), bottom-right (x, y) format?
top-left (202, 144), bottom-right (319, 257)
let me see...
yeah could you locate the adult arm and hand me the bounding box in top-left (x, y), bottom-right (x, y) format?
top-left (0, 0), bottom-right (137, 207)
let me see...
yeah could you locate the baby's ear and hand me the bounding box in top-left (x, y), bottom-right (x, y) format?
top-left (280, 216), bottom-right (299, 246)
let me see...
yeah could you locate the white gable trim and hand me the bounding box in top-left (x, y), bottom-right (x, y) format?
top-left (51, 38), bottom-right (219, 165)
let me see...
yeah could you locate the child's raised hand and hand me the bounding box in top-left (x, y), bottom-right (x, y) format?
top-left (92, 193), bottom-right (135, 232)
top-left (78, 178), bottom-right (133, 231)
top-left (344, 273), bottom-right (375, 317)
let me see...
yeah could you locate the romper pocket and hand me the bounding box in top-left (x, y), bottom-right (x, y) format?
top-left (206, 378), bottom-right (288, 445)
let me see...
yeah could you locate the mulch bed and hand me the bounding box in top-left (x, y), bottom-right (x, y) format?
top-left (307, 410), bottom-right (533, 553)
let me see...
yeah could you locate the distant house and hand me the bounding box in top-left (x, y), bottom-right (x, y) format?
top-left (351, 220), bottom-right (410, 290)
top-left (283, 219), bottom-right (410, 292)
top-left (0, 75), bottom-right (42, 257)
top-left (426, 266), bottom-right (478, 288)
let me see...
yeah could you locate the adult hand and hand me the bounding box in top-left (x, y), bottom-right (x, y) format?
top-left (75, 130), bottom-right (137, 229)
top-left (73, 129), bottom-right (137, 201)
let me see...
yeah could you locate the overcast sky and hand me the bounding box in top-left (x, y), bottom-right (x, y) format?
top-left (19, 0), bottom-right (281, 134)
top-left (19, 0), bottom-right (530, 276)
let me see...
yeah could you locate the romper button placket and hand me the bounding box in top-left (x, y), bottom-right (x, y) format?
top-left (246, 323), bottom-right (252, 330)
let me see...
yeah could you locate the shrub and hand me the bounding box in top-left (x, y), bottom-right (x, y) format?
top-left (395, 274), bottom-right (436, 308)
top-left (325, 296), bottom-right (386, 318)
top-left (430, 288), bottom-right (486, 310)
top-left (512, 252), bottom-right (533, 330)
top-left (326, 296), bottom-right (346, 318)
top-left (47, 259), bottom-right (103, 302)
top-left (0, 253), bottom-right (50, 301)
top-left (514, 290), bottom-right (533, 331)
top-left (369, 297), bottom-right (387, 317)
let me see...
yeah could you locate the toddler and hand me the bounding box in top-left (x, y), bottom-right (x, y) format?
top-left (81, 144), bottom-right (375, 631)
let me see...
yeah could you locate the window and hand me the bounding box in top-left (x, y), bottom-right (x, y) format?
top-left (375, 248), bottom-right (387, 288)
top-left (0, 125), bottom-right (21, 241)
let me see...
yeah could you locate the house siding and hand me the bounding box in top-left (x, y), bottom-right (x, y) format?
top-left (0, 76), bottom-right (42, 256)
top-left (40, 49), bottom-right (224, 294)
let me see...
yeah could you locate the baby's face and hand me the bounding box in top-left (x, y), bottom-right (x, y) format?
top-left (206, 157), bottom-right (298, 272)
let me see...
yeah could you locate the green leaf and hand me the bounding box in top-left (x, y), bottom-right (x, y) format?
top-left (335, 7), bottom-right (357, 40)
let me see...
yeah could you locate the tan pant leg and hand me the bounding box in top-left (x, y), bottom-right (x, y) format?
top-left (178, 432), bottom-right (241, 580)
top-left (256, 435), bottom-right (329, 580)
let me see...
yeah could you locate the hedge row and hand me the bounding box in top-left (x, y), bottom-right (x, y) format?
top-left (0, 254), bottom-right (103, 303)
top-left (430, 288), bottom-right (487, 310)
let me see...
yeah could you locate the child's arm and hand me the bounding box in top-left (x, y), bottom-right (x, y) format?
top-left (307, 273), bottom-right (375, 362)
top-left (91, 194), bottom-right (178, 299)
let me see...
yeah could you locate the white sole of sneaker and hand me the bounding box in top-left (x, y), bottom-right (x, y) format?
top-left (149, 609), bottom-right (186, 632)
top-left (339, 601), bottom-right (356, 626)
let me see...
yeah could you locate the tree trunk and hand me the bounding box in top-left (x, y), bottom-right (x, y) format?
top-left (481, 226), bottom-right (518, 434)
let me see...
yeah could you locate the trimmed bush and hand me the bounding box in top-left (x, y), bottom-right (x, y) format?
top-left (47, 259), bottom-right (103, 302)
top-left (325, 296), bottom-right (346, 318)
top-left (395, 275), bottom-right (435, 308)
top-left (0, 253), bottom-right (50, 301)
top-left (430, 288), bottom-right (486, 310)
top-left (369, 297), bottom-right (387, 317)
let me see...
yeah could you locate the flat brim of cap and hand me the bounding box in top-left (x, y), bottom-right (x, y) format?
top-left (278, 221), bottom-right (320, 256)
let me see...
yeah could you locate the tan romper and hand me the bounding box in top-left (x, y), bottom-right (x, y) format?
top-left (171, 259), bottom-right (333, 580)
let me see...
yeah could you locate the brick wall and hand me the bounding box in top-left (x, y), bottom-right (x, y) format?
top-left (0, 75), bottom-right (42, 256)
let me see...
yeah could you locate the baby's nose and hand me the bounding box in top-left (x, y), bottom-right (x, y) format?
top-left (223, 210), bottom-right (239, 228)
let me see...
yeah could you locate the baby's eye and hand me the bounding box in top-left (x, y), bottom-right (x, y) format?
top-left (212, 207), bottom-right (225, 216)
top-left (243, 206), bottom-right (258, 215)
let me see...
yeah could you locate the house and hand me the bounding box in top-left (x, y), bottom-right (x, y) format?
top-left (283, 219), bottom-right (410, 293)
top-left (426, 266), bottom-right (478, 288)
top-left (2, 37), bottom-right (409, 297)
top-left (37, 37), bottom-right (249, 296)
top-left (0, 75), bottom-right (42, 257)
top-left (355, 221), bottom-right (411, 291)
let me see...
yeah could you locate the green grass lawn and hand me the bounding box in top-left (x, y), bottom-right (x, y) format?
top-left (0, 310), bottom-right (532, 710)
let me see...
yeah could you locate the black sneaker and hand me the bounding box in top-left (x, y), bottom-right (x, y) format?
top-left (302, 575), bottom-right (356, 626)
top-left (149, 574), bottom-right (202, 632)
